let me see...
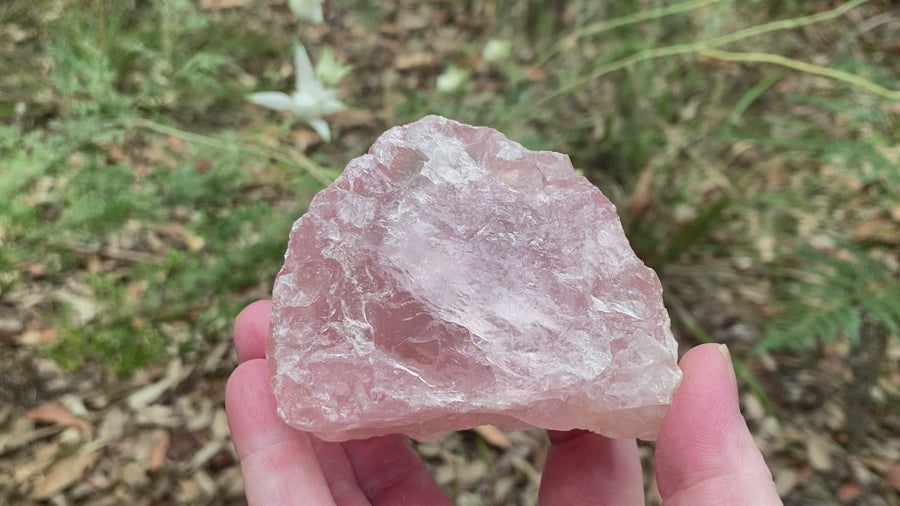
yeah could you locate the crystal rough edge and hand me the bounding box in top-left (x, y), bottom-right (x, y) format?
top-left (268, 115), bottom-right (682, 442)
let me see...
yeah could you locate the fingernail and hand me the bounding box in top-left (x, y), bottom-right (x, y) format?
top-left (717, 343), bottom-right (730, 360)
top-left (718, 343), bottom-right (738, 391)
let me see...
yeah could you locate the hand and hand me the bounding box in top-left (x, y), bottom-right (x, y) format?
top-left (226, 300), bottom-right (782, 505)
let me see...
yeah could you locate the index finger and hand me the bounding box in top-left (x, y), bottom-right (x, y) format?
top-left (233, 299), bottom-right (273, 363)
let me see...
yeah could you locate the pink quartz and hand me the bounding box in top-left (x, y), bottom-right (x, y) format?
top-left (268, 115), bottom-right (682, 442)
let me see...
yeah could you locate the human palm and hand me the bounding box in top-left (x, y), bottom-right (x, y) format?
top-left (226, 300), bottom-right (782, 505)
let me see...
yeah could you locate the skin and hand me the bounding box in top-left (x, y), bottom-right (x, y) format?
top-left (226, 299), bottom-right (783, 505)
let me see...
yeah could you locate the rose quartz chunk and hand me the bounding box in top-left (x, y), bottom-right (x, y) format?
top-left (268, 116), bottom-right (681, 442)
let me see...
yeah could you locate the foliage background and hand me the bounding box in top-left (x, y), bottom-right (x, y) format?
top-left (1, 0), bottom-right (898, 504)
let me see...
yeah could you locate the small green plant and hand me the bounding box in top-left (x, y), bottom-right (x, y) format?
top-left (757, 248), bottom-right (899, 352)
top-left (0, 1), bottom-right (332, 376)
top-left (0, 117), bottom-right (320, 376)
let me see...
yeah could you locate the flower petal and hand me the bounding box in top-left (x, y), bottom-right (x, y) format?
top-left (294, 43), bottom-right (316, 93)
top-left (288, 0), bottom-right (324, 24)
top-left (306, 118), bottom-right (331, 142)
top-left (291, 92), bottom-right (320, 120)
top-left (247, 92), bottom-right (294, 111)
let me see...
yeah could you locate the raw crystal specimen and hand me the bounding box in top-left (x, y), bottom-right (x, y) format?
top-left (268, 115), bottom-right (682, 442)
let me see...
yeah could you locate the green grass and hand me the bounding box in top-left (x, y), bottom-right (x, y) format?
top-left (1, 116), bottom-right (320, 375)
top-left (1, 1), bottom-right (326, 375)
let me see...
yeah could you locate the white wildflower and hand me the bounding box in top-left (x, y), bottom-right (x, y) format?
top-left (248, 43), bottom-right (344, 141)
top-left (482, 39), bottom-right (511, 63)
top-left (288, 0), bottom-right (324, 24)
top-left (436, 64), bottom-right (469, 94)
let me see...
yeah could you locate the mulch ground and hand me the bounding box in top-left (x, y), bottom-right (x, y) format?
top-left (2, 1), bottom-right (899, 504)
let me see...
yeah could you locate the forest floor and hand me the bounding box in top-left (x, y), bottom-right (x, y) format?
top-left (1, 1), bottom-right (899, 504)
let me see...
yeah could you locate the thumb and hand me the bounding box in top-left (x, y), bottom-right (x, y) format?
top-left (655, 343), bottom-right (782, 505)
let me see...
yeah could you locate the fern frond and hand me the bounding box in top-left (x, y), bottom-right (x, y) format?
top-left (756, 248), bottom-right (899, 352)
top-left (859, 284), bottom-right (900, 335)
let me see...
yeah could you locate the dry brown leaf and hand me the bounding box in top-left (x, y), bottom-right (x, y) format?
top-left (202, 341), bottom-right (231, 373)
top-left (194, 158), bottom-right (212, 173)
top-left (29, 449), bottom-right (99, 500)
top-left (25, 262), bottom-right (47, 277)
top-left (741, 392), bottom-right (765, 421)
top-left (890, 204), bottom-right (900, 222)
top-left (122, 463), bottom-right (149, 487)
top-left (106, 144), bottom-right (127, 164)
top-left (165, 135), bottom-right (187, 152)
top-left (858, 455), bottom-right (892, 474)
top-left (805, 436), bottom-right (831, 471)
top-left (54, 285), bottom-right (97, 325)
top-left (194, 469), bottom-right (218, 497)
top-left (217, 466), bottom-right (245, 497)
top-left (151, 224), bottom-right (206, 252)
top-left (526, 67), bottom-right (546, 81)
top-left (124, 283), bottom-right (147, 305)
top-left (86, 254), bottom-right (102, 274)
top-left (2, 417), bottom-right (56, 455)
top-left (127, 360), bottom-right (184, 410)
top-left (25, 403), bottom-right (92, 435)
top-left (13, 443), bottom-right (59, 483)
top-left (474, 425), bottom-right (511, 449)
top-left (332, 109), bottom-right (379, 128)
top-left (0, 317), bottom-right (24, 339)
top-left (148, 431), bottom-right (171, 472)
top-left (139, 405), bottom-right (179, 428)
top-left (16, 328), bottom-right (58, 346)
top-left (210, 408), bottom-right (230, 440)
top-left (773, 466), bottom-right (798, 496)
top-left (628, 167), bottom-right (654, 219)
top-left (395, 9), bottom-right (432, 31)
top-left (836, 482), bottom-right (860, 502)
top-left (886, 463), bottom-right (900, 492)
top-left (177, 477), bottom-right (202, 503)
top-left (393, 52), bottom-right (440, 70)
top-left (854, 217), bottom-right (900, 245)
top-left (190, 441), bottom-right (224, 470)
top-left (290, 128), bottom-right (323, 150)
top-left (97, 408), bottom-right (128, 443)
top-left (456, 460), bottom-right (488, 488)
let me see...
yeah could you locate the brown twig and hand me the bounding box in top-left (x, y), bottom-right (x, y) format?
top-left (52, 242), bottom-right (161, 263)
